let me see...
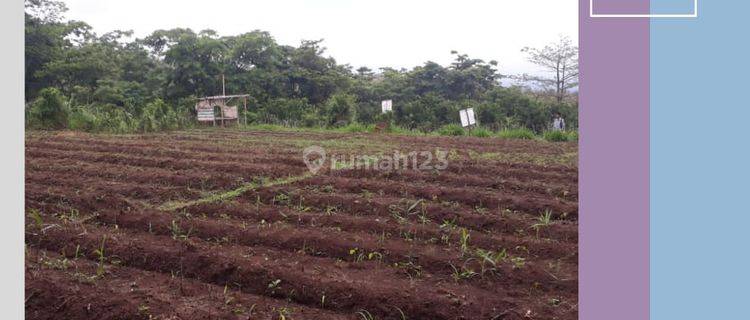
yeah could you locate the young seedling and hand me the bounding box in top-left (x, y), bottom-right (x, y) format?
top-left (450, 263), bottom-right (479, 282)
top-left (531, 209), bottom-right (554, 238)
top-left (277, 307), bottom-right (292, 320)
top-left (170, 220), bottom-right (192, 241)
top-left (395, 261), bottom-right (423, 280)
top-left (273, 193), bottom-right (291, 206)
top-left (94, 236), bottom-right (107, 277)
top-left (459, 228), bottom-right (470, 256)
top-left (267, 279), bottom-right (282, 295)
top-left (440, 218), bottom-right (457, 230)
top-left (510, 256), bottom-right (526, 269)
top-left (475, 248), bottom-right (508, 276)
top-left (28, 209), bottom-right (43, 229)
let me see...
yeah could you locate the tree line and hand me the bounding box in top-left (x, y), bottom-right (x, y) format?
top-left (25, 0), bottom-right (578, 134)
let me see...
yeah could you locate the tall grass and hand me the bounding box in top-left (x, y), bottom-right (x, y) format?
top-left (543, 130), bottom-right (577, 142)
top-left (437, 124), bottom-right (466, 136)
top-left (336, 123), bottom-right (374, 133)
top-left (498, 128), bottom-right (536, 140)
top-left (468, 127), bottom-right (492, 137)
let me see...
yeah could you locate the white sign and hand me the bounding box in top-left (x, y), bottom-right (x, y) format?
top-left (466, 107), bottom-right (476, 125)
top-left (197, 109), bottom-right (215, 122)
top-left (459, 109), bottom-right (469, 127)
top-left (459, 108), bottom-right (476, 127)
top-left (381, 100), bottom-right (393, 113)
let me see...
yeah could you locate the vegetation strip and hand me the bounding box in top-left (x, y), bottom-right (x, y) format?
top-left (158, 172), bottom-right (315, 211)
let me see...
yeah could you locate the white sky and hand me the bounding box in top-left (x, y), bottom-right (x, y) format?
top-left (60, 0), bottom-right (577, 78)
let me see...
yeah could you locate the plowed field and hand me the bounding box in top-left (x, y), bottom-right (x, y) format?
top-left (25, 129), bottom-right (578, 320)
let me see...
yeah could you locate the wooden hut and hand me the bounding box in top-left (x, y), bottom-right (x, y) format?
top-left (195, 94), bottom-right (249, 126)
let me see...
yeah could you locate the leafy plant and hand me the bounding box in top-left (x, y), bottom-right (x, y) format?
top-left (450, 263), bottom-right (479, 282)
top-left (531, 209), bottom-right (554, 237)
top-left (475, 248), bottom-right (508, 275)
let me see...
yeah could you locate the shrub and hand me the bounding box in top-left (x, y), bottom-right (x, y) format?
top-left (468, 127), bottom-right (492, 138)
top-left (437, 124), bottom-right (466, 136)
top-left (301, 110), bottom-right (325, 127)
top-left (323, 93), bottom-right (357, 127)
top-left (139, 99), bottom-right (179, 132)
top-left (92, 105), bottom-right (136, 134)
top-left (498, 128), bottom-right (536, 140)
top-left (26, 88), bottom-right (68, 129)
top-left (543, 130), bottom-right (570, 142)
top-left (67, 107), bottom-right (97, 131)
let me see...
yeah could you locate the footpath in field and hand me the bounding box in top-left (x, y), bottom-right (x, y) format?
top-left (25, 129), bottom-right (578, 320)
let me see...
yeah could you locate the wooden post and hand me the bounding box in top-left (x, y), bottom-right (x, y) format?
top-left (222, 74), bottom-right (226, 96)
top-left (211, 98), bottom-right (216, 127)
top-left (221, 99), bottom-right (225, 127)
top-left (243, 97), bottom-right (248, 126)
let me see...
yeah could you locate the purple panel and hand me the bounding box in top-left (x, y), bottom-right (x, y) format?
top-left (579, 1), bottom-right (650, 320)
top-left (592, 0), bottom-right (651, 14)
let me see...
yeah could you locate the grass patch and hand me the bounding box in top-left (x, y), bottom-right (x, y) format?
top-left (335, 123), bottom-right (374, 133)
top-left (468, 127), bottom-right (492, 137)
top-left (542, 130), bottom-right (568, 142)
top-left (437, 124), bottom-right (466, 136)
top-left (498, 128), bottom-right (536, 140)
top-left (542, 130), bottom-right (574, 142)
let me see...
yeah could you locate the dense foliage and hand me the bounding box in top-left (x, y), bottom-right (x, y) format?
top-left (25, 0), bottom-right (577, 134)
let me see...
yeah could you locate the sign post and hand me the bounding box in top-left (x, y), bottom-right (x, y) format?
top-left (381, 100), bottom-right (393, 113)
top-left (459, 107), bottom-right (477, 129)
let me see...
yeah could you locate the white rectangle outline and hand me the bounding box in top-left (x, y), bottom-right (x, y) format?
top-left (590, 0), bottom-right (698, 18)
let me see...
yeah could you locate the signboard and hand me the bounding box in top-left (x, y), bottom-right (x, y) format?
top-left (467, 107), bottom-right (476, 126)
top-left (459, 108), bottom-right (476, 127)
top-left (223, 106), bottom-right (238, 119)
top-left (381, 100), bottom-right (393, 113)
top-left (197, 107), bottom-right (215, 122)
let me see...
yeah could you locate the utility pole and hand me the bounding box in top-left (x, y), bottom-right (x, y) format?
top-left (222, 74), bottom-right (226, 96)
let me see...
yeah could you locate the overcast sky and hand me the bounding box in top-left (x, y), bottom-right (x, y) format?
top-left (60, 0), bottom-right (577, 78)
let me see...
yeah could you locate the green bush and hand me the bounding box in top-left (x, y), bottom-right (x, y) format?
top-left (468, 127), bottom-right (492, 138)
top-left (139, 99), bottom-right (180, 132)
top-left (92, 105), bottom-right (136, 134)
top-left (323, 93), bottom-right (357, 127)
top-left (437, 124), bottom-right (466, 136)
top-left (67, 107), bottom-right (97, 131)
top-left (543, 130), bottom-right (570, 142)
top-left (301, 110), bottom-right (325, 127)
top-left (498, 128), bottom-right (536, 140)
top-left (26, 88), bottom-right (68, 129)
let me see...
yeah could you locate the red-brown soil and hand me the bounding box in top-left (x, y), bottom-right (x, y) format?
top-left (25, 129), bottom-right (578, 320)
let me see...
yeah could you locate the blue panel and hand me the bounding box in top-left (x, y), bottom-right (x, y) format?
top-left (651, 1), bottom-right (750, 319)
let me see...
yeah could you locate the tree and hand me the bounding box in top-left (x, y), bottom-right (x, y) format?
top-left (24, 1), bottom-right (577, 134)
top-left (521, 35), bottom-right (578, 103)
